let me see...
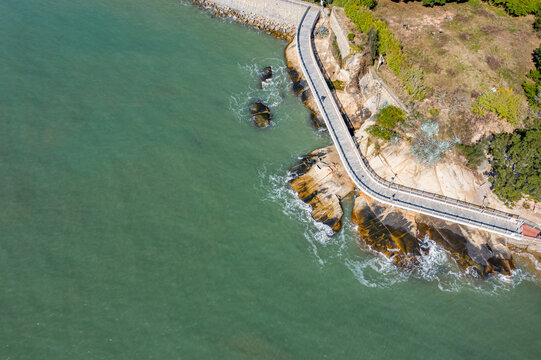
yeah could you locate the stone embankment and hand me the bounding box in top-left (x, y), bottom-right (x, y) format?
top-left (192, 0), bottom-right (303, 40)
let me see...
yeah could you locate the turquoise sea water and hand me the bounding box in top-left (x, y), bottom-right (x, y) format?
top-left (1, 0), bottom-right (540, 358)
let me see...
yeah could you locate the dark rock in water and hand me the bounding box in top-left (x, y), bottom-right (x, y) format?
top-left (250, 100), bottom-right (272, 128)
top-left (259, 66), bottom-right (273, 88)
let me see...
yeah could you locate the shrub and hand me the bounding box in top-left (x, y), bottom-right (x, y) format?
top-left (368, 125), bottom-right (396, 140)
top-left (316, 25), bottom-right (329, 38)
top-left (367, 25), bottom-right (379, 63)
top-left (457, 141), bottom-right (487, 169)
top-left (382, 1), bottom-right (540, 16)
top-left (534, 12), bottom-right (541, 31)
top-left (488, 125), bottom-right (541, 204)
top-left (347, 33), bottom-right (355, 41)
top-left (471, 88), bottom-right (524, 123)
top-left (343, 1), bottom-right (422, 98)
top-left (375, 105), bottom-right (406, 128)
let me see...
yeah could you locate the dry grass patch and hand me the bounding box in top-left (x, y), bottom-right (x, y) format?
top-left (373, 0), bottom-right (539, 140)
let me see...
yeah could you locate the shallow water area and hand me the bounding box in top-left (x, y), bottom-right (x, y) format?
top-left (1, 0), bottom-right (541, 359)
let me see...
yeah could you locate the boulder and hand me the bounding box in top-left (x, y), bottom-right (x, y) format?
top-left (250, 100), bottom-right (272, 128)
top-left (259, 66), bottom-right (273, 88)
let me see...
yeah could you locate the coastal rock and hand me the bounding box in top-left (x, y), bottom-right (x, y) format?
top-left (289, 146), bottom-right (355, 232)
top-left (351, 193), bottom-right (516, 276)
top-left (285, 41), bottom-right (325, 129)
top-left (352, 193), bottom-right (425, 268)
top-left (250, 100), bottom-right (272, 128)
top-left (259, 66), bottom-right (273, 88)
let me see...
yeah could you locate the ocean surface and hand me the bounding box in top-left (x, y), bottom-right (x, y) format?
top-left (1, 0), bottom-right (540, 358)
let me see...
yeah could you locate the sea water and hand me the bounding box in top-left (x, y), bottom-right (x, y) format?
top-left (1, 0), bottom-right (540, 358)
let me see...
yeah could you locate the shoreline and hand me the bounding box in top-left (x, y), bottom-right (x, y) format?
top-left (191, 0), bottom-right (541, 276)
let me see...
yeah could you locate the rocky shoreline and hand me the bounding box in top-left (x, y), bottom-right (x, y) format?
top-left (192, 1), bottom-right (540, 278)
top-left (192, 0), bottom-right (296, 40)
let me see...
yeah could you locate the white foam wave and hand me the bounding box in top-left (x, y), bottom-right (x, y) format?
top-left (229, 61), bottom-right (291, 125)
top-left (256, 166), bottom-right (539, 293)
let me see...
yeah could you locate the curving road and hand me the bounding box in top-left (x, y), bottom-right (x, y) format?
top-left (295, 6), bottom-right (526, 240)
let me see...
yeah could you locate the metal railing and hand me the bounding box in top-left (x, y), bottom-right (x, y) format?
top-left (295, 6), bottom-right (525, 239)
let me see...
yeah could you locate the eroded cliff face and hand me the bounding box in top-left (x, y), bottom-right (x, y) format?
top-left (351, 193), bottom-right (515, 276)
top-left (289, 146), bottom-right (355, 232)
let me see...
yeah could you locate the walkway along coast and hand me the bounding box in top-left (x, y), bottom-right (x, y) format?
top-left (294, 6), bottom-right (541, 245)
top-left (192, 0), bottom-right (540, 248)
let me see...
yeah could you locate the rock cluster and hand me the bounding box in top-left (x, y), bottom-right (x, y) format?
top-left (352, 193), bottom-right (515, 276)
top-left (289, 146), bottom-right (355, 232)
top-left (192, 0), bottom-right (296, 40)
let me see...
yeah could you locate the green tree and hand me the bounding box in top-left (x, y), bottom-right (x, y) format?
top-left (488, 125), bottom-right (541, 204)
top-left (367, 25), bottom-right (379, 63)
top-left (533, 45), bottom-right (541, 69)
top-left (375, 105), bottom-right (406, 128)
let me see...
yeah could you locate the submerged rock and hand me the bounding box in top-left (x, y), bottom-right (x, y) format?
top-left (259, 66), bottom-right (273, 88)
top-left (289, 146), bottom-right (355, 232)
top-left (250, 100), bottom-right (272, 128)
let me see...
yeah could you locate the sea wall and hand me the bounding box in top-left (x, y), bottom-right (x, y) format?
top-left (193, 0), bottom-right (311, 39)
top-left (329, 7), bottom-right (350, 59)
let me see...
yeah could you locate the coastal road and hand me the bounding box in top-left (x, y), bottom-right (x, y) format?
top-left (295, 6), bottom-right (527, 241)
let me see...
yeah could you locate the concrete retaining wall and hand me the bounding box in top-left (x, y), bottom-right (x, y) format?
top-left (329, 8), bottom-right (350, 59)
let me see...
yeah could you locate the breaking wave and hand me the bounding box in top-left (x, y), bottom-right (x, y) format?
top-left (257, 166), bottom-right (540, 293)
top-left (229, 60), bottom-right (291, 126)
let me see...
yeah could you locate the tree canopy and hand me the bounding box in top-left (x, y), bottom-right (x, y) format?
top-left (488, 125), bottom-right (541, 204)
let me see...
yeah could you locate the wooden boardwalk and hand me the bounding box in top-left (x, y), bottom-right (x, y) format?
top-left (295, 6), bottom-right (527, 241)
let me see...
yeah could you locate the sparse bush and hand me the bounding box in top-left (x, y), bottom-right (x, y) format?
top-left (534, 12), bottom-right (541, 31)
top-left (375, 106), bottom-right (406, 128)
top-left (343, 1), bottom-right (424, 99)
top-left (316, 25), bottom-right (329, 38)
top-left (429, 108), bottom-right (440, 117)
top-left (457, 140), bottom-right (487, 170)
top-left (471, 88), bottom-right (524, 123)
top-left (367, 25), bottom-right (379, 63)
top-left (368, 124), bottom-right (396, 140)
top-left (347, 33), bottom-right (355, 41)
top-left (410, 119), bottom-right (451, 166)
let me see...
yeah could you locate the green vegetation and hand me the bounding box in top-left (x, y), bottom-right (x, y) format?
top-left (347, 32), bottom-right (355, 41)
top-left (334, 0), bottom-right (376, 8)
top-left (410, 119), bottom-right (451, 165)
top-left (331, 80), bottom-right (345, 90)
top-left (457, 140), bottom-right (487, 169)
top-left (534, 12), bottom-right (541, 31)
top-left (523, 45), bottom-right (541, 108)
top-left (368, 124), bottom-right (396, 140)
top-left (471, 88), bottom-right (524, 123)
top-left (368, 106), bottom-right (405, 141)
top-left (343, 1), bottom-right (426, 99)
top-left (367, 25), bottom-right (378, 63)
top-left (332, 36), bottom-right (342, 63)
top-left (387, 0), bottom-right (541, 15)
top-left (376, 105), bottom-right (406, 128)
top-left (488, 124), bottom-right (541, 204)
